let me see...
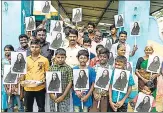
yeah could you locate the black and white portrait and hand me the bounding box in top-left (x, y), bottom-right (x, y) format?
top-left (134, 92), bottom-right (154, 112)
top-left (72, 8), bottom-right (82, 22)
top-left (94, 68), bottom-right (112, 90)
top-left (3, 65), bottom-right (18, 84)
top-left (42, 1), bottom-right (50, 14)
top-left (53, 21), bottom-right (62, 32)
top-left (46, 71), bottom-right (62, 93)
top-left (112, 69), bottom-right (130, 93)
top-left (126, 62), bottom-right (133, 74)
top-left (130, 22), bottom-right (140, 36)
top-left (105, 38), bottom-right (112, 51)
top-left (11, 52), bottom-right (26, 74)
top-left (108, 52), bottom-right (114, 66)
top-left (50, 32), bottom-right (63, 50)
top-left (73, 69), bottom-right (89, 90)
top-left (147, 55), bottom-right (162, 73)
top-left (114, 14), bottom-right (124, 28)
top-left (26, 16), bottom-right (36, 31)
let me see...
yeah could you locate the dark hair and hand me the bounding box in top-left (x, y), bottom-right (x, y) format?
top-left (110, 24), bottom-right (116, 31)
top-left (115, 56), bottom-right (127, 64)
top-left (83, 37), bottom-right (91, 44)
top-left (30, 39), bottom-right (41, 46)
top-left (88, 22), bottom-right (95, 28)
top-left (4, 45), bottom-right (14, 51)
top-left (35, 28), bottom-right (46, 35)
top-left (119, 31), bottom-right (127, 36)
top-left (79, 70), bottom-right (86, 76)
top-left (55, 48), bottom-right (66, 56)
top-left (18, 34), bottom-right (29, 40)
top-left (117, 43), bottom-right (125, 50)
top-left (96, 44), bottom-right (104, 51)
top-left (77, 49), bottom-right (89, 58)
top-left (52, 72), bottom-right (59, 80)
top-left (69, 29), bottom-right (78, 37)
top-left (99, 48), bottom-right (110, 58)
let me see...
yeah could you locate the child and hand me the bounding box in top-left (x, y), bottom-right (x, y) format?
top-left (72, 49), bottom-right (96, 112)
top-left (48, 48), bottom-right (73, 112)
top-left (89, 48), bottom-right (112, 112)
top-left (109, 56), bottom-right (135, 112)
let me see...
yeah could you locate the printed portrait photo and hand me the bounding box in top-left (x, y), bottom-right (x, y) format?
top-left (73, 69), bottom-right (89, 91)
top-left (46, 71), bottom-right (62, 93)
top-left (50, 20), bottom-right (63, 33)
top-left (11, 52), bottom-right (27, 74)
top-left (49, 32), bottom-right (64, 50)
top-left (41, 1), bottom-right (51, 14)
top-left (3, 65), bottom-right (18, 84)
top-left (105, 38), bottom-right (112, 51)
top-left (108, 52), bottom-right (114, 66)
top-left (25, 16), bottom-right (36, 31)
top-left (130, 21), bottom-right (140, 36)
top-left (114, 14), bottom-right (124, 28)
top-left (112, 69), bottom-right (130, 93)
top-left (147, 55), bottom-right (162, 73)
top-left (134, 92), bottom-right (154, 112)
top-left (126, 62), bottom-right (133, 74)
top-left (72, 8), bottom-right (82, 22)
top-left (94, 68), bottom-right (112, 90)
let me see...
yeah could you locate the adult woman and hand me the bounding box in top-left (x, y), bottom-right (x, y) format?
top-left (117, 15), bottom-right (123, 27)
top-left (50, 33), bottom-right (63, 49)
top-left (12, 53), bottom-right (26, 73)
top-left (53, 21), bottom-right (62, 32)
top-left (75, 70), bottom-right (88, 88)
top-left (48, 73), bottom-right (60, 91)
top-left (96, 69), bottom-right (110, 88)
top-left (148, 56), bottom-right (160, 73)
top-left (136, 96), bottom-right (151, 112)
top-left (131, 22), bottom-right (140, 35)
top-left (113, 71), bottom-right (128, 91)
top-left (135, 46), bottom-right (159, 112)
top-left (73, 9), bottom-right (82, 22)
top-left (27, 17), bottom-right (35, 31)
top-left (42, 1), bottom-right (50, 13)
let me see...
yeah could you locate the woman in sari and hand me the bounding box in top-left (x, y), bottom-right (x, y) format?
top-left (135, 46), bottom-right (160, 112)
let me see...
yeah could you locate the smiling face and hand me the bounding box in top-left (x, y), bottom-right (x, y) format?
top-left (117, 45), bottom-right (126, 56)
top-left (119, 34), bottom-right (127, 43)
top-left (144, 46), bottom-right (154, 56)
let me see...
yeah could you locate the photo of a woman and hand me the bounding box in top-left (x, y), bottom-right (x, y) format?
top-left (50, 33), bottom-right (63, 49)
top-left (27, 17), bottom-right (35, 31)
top-left (148, 56), bottom-right (160, 73)
top-left (42, 1), bottom-right (50, 13)
top-left (12, 53), bottom-right (26, 73)
top-left (116, 15), bottom-right (123, 27)
top-left (53, 21), bottom-right (62, 32)
top-left (4, 68), bottom-right (18, 84)
top-left (73, 8), bottom-right (82, 22)
top-left (127, 62), bottom-right (132, 74)
top-left (131, 22), bottom-right (140, 36)
top-left (113, 71), bottom-right (128, 91)
top-left (136, 96), bottom-right (151, 112)
top-left (96, 69), bottom-right (110, 89)
top-left (48, 72), bottom-right (60, 91)
top-left (75, 70), bottom-right (88, 88)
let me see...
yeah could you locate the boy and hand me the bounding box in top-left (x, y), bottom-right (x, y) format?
top-left (72, 49), bottom-right (96, 112)
top-left (89, 48), bottom-right (112, 112)
top-left (22, 40), bottom-right (49, 112)
top-left (48, 48), bottom-right (73, 112)
top-left (109, 56), bottom-right (135, 112)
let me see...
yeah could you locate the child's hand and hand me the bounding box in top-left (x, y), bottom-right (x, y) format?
top-left (55, 95), bottom-right (65, 103)
top-left (94, 93), bottom-right (101, 101)
top-left (75, 90), bottom-right (83, 98)
top-left (81, 95), bottom-right (89, 102)
top-left (116, 100), bottom-right (125, 108)
top-left (110, 101), bottom-right (118, 111)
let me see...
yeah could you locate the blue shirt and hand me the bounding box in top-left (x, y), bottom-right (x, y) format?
top-left (110, 70), bottom-right (135, 103)
top-left (72, 66), bottom-right (96, 107)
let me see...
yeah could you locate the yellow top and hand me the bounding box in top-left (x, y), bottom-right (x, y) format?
top-left (24, 55), bottom-right (49, 91)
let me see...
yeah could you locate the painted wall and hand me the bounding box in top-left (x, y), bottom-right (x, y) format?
top-left (2, 1), bottom-right (21, 58)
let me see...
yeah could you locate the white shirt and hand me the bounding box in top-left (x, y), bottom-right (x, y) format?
top-left (110, 42), bottom-right (130, 61)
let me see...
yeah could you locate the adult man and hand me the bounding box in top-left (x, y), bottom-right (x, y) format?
top-left (23, 40), bottom-right (49, 112)
top-left (28, 28), bottom-right (54, 64)
top-left (110, 31), bottom-right (138, 61)
top-left (64, 29), bottom-right (82, 68)
top-left (107, 24), bottom-right (119, 44)
top-left (87, 22), bottom-right (96, 40)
